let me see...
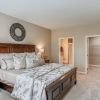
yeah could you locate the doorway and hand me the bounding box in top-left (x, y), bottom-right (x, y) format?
top-left (59, 37), bottom-right (74, 66)
top-left (85, 35), bottom-right (100, 73)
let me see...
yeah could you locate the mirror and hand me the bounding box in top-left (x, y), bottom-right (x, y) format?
top-left (15, 28), bottom-right (22, 37)
top-left (10, 23), bottom-right (26, 41)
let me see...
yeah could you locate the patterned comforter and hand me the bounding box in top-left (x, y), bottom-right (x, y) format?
top-left (11, 63), bottom-right (72, 100)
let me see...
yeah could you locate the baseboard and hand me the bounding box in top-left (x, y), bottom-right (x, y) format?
top-left (89, 64), bottom-right (100, 67)
top-left (77, 71), bottom-right (87, 74)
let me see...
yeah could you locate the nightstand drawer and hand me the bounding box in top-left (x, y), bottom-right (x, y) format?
top-left (45, 59), bottom-right (49, 63)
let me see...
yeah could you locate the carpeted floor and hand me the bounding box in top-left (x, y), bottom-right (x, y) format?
top-left (0, 89), bottom-right (14, 100)
top-left (63, 67), bottom-right (100, 100)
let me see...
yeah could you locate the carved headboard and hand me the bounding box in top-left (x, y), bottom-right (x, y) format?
top-left (0, 43), bottom-right (35, 53)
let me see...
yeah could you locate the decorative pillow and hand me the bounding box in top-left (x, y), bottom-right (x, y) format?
top-left (0, 53), bottom-right (13, 67)
top-left (14, 53), bottom-right (26, 57)
top-left (34, 54), bottom-right (45, 65)
top-left (1, 59), bottom-right (7, 70)
top-left (26, 56), bottom-right (40, 68)
top-left (13, 56), bottom-right (26, 69)
top-left (5, 58), bottom-right (14, 70)
top-left (1, 58), bottom-right (14, 70)
top-left (27, 52), bottom-right (37, 60)
top-left (39, 58), bottom-right (45, 65)
top-left (26, 52), bottom-right (36, 56)
top-left (26, 55), bottom-right (45, 69)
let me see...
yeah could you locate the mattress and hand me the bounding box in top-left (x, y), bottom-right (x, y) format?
top-left (0, 69), bottom-right (27, 84)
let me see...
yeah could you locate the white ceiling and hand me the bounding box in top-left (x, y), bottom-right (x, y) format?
top-left (0, 0), bottom-right (100, 30)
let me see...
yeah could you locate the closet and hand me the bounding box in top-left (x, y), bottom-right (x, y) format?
top-left (89, 37), bottom-right (100, 66)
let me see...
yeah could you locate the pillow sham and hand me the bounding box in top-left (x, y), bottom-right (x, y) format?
top-left (0, 53), bottom-right (13, 67)
top-left (5, 58), bottom-right (14, 70)
top-left (34, 54), bottom-right (45, 65)
top-left (13, 56), bottom-right (26, 69)
top-left (26, 52), bottom-right (36, 58)
top-left (1, 58), bottom-right (14, 70)
top-left (14, 53), bottom-right (26, 57)
top-left (38, 58), bottom-right (45, 65)
top-left (26, 52), bottom-right (42, 60)
top-left (1, 59), bottom-right (7, 70)
top-left (26, 56), bottom-right (39, 68)
top-left (26, 55), bottom-right (45, 69)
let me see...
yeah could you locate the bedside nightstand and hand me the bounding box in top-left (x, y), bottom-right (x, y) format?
top-left (45, 59), bottom-right (50, 63)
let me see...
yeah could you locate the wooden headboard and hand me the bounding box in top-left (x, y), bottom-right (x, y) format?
top-left (0, 43), bottom-right (35, 53)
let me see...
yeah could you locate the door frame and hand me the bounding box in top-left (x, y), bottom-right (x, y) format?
top-left (85, 35), bottom-right (100, 73)
top-left (58, 37), bottom-right (74, 67)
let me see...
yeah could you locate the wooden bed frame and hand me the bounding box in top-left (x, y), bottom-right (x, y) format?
top-left (0, 43), bottom-right (77, 100)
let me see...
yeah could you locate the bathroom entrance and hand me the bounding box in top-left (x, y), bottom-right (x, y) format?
top-left (59, 37), bottom-right (74, 66)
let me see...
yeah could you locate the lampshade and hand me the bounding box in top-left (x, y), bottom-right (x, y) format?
top-left (39, 48), bottom-right (44, 53)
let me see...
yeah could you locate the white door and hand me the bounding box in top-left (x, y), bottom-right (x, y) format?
top-left (86, 37), bottom-right (89, 73)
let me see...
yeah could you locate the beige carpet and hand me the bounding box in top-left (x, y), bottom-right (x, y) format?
top-left (0, 90), bottom-right (14, 100)
top-left (63, 67), bottom-right (100, 100)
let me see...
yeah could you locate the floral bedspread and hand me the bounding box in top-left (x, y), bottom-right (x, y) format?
top-left (11, 63), bottom-right (72, 100)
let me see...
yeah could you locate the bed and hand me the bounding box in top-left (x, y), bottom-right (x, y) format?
top-left (0, 43), bottom-right (77, 100)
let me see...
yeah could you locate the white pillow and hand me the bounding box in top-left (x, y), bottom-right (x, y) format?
top-left (1, 58), bottom-right (14, 70)
top-left (0, 53), bottom-right (13, 66)
top-left (14, 53), bottom-right (26, 57)
top-left (5, 58), bottom-right (14, 70)
top-left (13, 56), bottom-right (26, 69)
top-left (39, 58), bottom-right (45, 65)
top-left (1, 59), bottom-right (7, 70)
top-left (26, 52), bottom-right (35, 55)
top-left (26, 52), bottom-right (36, 58)
top-left (34, 54), bottom-right (45, 65)
top-left (26, 56), bottom-right (40, 68)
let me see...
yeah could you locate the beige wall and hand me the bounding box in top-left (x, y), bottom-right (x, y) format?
top-left (0, 12), bottom-right (51, 59)
top-left (89, 37), bottom-right (100, 65)
top-left (51, 25), bottom-right (100, 72)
